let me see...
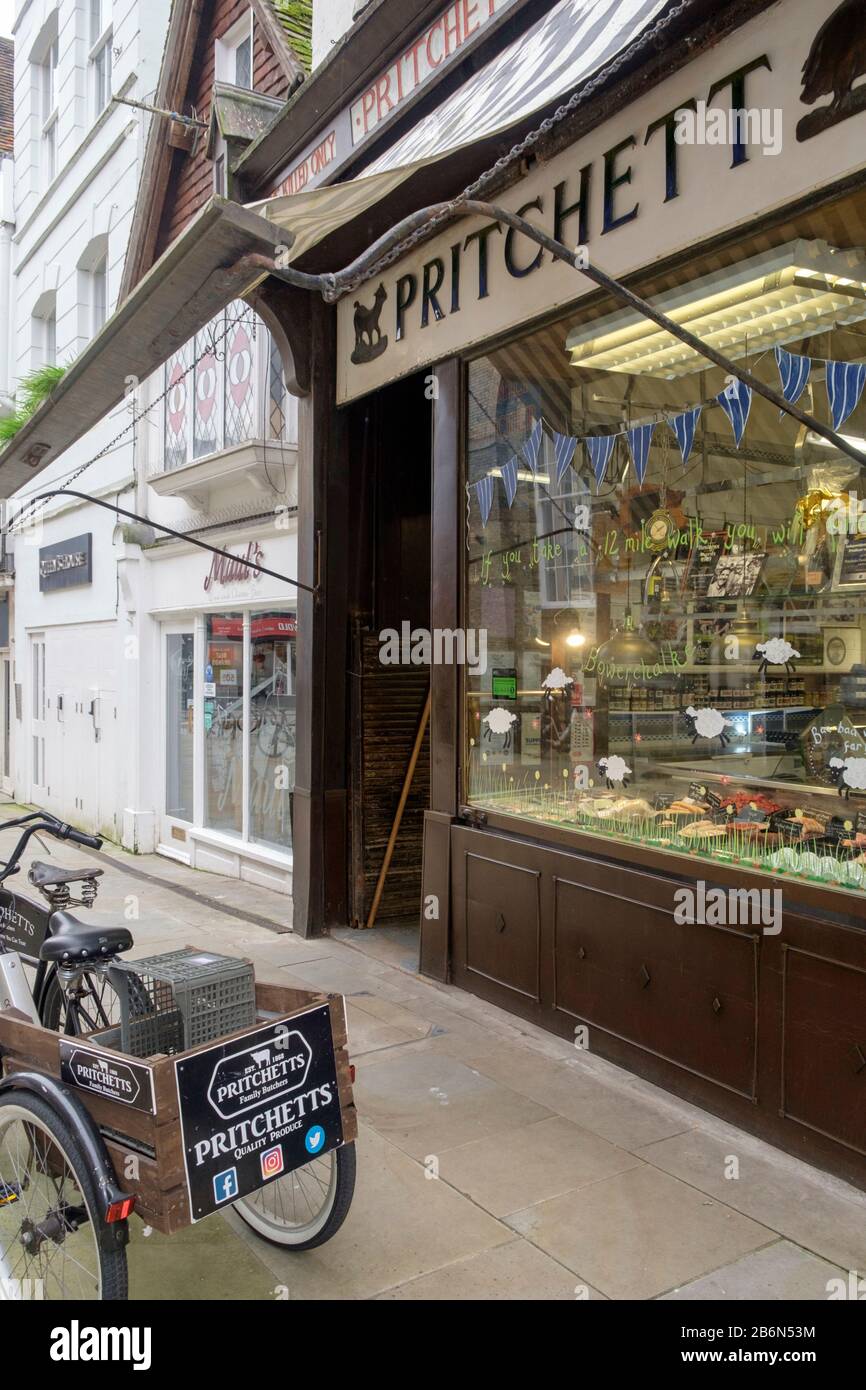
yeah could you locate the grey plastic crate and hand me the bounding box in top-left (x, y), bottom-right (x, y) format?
top-left (112, 949), bottom-right (256, 1057)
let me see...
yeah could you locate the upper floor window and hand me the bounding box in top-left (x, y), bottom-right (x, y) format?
top-left (216, 12), bottom-right (254, 91)
top-left (78, 237), bottom-right (109, 342)
top-left (32, 297), bottom-right (56, 367)
top-left (161, 302), bottom-right (293, 472)
top-left (90, 0), bottom-right (113, 118)
top-left (38, 36), bottom-right (58, 183)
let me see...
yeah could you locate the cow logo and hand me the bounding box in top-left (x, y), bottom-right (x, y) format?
top-left (798, 0), bottom-right (866, 142)
top-left (350, 283), bottom-right (388, 364)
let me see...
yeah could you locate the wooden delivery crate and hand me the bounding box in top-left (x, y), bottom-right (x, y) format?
top-left (0, 979), bottom-right (357, 1235)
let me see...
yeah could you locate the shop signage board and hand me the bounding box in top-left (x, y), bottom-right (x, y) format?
top-left (273, 0), bottom-right (522, 197)
top-left (175, 1005), bottom-right (344, 1221)
top-left (0, 889), bottom-right (50, 963)
top-left (38, 533), bottom-right (92, 591)
top-left (59, 1039), bottom-right (157, 1116)
top-left (337, 0), bottom-right (866, 403)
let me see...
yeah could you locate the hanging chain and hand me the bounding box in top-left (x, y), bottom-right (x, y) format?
top-left (323, 0), bottom-right (694, 302)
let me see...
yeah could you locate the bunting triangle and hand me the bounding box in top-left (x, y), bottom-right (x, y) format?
top-left (826, 360), bottom-right (866, 431)
top-left (775, 345), bottom-right (811, 417)
top-left (523, 418), bottom-right (543, 474)
top-left (667, 407), bottom-right (702, 467)
top-left (475, 475), bottom-right (494, 527)
top-left (553, 432), bottom-right (578, 486)
top-left (627, 423), bottom-right (656, 486)
top-left (586, 435), bottom-right (617, 490)
top-left (501, 456), bottom-right (519, 507)
top-left (717, 378), bottom-right (752, 447)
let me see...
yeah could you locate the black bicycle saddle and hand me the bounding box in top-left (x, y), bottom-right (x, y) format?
top-left (28, 860), bottom-right (104, 888)
top-left (40, 911), bottom-right (132, 962)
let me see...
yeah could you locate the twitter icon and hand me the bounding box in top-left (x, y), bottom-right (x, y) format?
top-left (305, 1125), bottom-right (325, 1155)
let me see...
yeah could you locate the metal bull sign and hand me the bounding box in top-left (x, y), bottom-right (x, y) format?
top-left (175, 1005), bottom-right (344, 1220)
top-left (0, 889), bottom-right (50, 963)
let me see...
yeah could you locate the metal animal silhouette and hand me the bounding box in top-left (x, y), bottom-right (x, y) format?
top-left (351, 283), bottom-right (389, 364)
top-left (798, 0), bottom-right (866, 141)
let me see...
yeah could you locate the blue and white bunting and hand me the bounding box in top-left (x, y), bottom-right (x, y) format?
top-left (626, 423), bottom-right (656, 486)
top-left (826, 360), bottom-right (866, 431)
top-left (501, 456), bottom-right (519, 507)
top-left (775, 345), bottom-right (811, 415)
top-left (717, 378), bottom-right (752, 447)
top-left (667, 406), bottom-right (702, 467)
top-left (523, 417), bottom-right (543, 475)
top-left (475, 475), bottom-right (494, 527)
top-left (586, 435), bottom-right (617, 490)
top-left (553, 432), bottom-right (578, 486)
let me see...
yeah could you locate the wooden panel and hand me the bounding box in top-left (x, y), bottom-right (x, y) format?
top-left (464, 852), bottom-right (541, 1001)
top-left (782, 945), bottom-right (866, 1155)
top-left (553, 874), bottom-right (758, 1097)
top-left (350, 631), bottom-right (429, 924)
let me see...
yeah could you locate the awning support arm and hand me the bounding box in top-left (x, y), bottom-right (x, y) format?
top-left (7, 490), bottom-right (316, 595)
top-left (268, 199), bottom-right (866, 469)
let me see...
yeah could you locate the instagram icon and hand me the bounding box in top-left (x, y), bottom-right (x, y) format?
top-left (260, 1145), bottom-right (285, 1181)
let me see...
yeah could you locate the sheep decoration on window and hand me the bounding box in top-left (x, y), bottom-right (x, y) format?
top-left (542, 667), bottom-right (574, 699)
top-left (684, 705), bottom-right (735, 748)
top-left (597, 755), bottom-right (632, 790)
top-left (829, 756), bottom-right (866, 799)
top-left (483, 706), bottom-right (519, 752)
top-left (755, 638), bottom-right (800, 678)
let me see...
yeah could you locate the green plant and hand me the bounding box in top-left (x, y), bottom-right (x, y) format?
top-left (0, 363), bottom-right (66, 446)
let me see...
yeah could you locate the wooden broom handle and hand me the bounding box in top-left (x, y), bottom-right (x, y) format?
top-left (363, 690), bottom-right (431, 930)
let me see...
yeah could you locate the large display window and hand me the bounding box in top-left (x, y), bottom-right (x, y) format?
top-left (465, 233), bottom-right (866, 898)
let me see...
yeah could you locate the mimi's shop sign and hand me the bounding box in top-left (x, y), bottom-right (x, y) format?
top-left (203, 541), bottom-right (264, 592)
top-left (337, 0), bottom-right (866, 403)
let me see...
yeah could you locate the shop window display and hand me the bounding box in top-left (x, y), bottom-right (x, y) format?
top-left (465, 237), bottom-right (866, 897)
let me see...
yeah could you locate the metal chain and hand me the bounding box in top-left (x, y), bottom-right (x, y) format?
top-left (324, 0), bottom-right (694, 301)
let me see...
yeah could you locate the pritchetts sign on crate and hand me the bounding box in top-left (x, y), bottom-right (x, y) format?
top-left (175, 1003), bottom-right (344, 1220)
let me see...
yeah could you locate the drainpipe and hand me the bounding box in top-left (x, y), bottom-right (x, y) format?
top-left (0, 156), bottom-right (14, 415)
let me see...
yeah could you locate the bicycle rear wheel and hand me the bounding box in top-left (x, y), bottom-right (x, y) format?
top-left (232, 1142), bottom-right (356, 1250)
top-left (39, 966), bottom-right (123, 1036)
top-left (0, 1092), bottom-right (127, 1300)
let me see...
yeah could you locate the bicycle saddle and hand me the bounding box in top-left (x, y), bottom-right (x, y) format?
top-left (40, 911), bottom-right (132, 963)
top-left (29, 860), bottom-right (104, 888)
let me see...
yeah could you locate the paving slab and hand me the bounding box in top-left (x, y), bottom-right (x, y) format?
top-left (352, 1049), bottom-right (555, 1159)
top-left (223, 1122), bottom-right (512, 1300)
top-left (660, 1240), bottom-right (847, 1301)
top-left (438, 1114), bottom-right (642, 1218)
top-left (636, 1128), bottom-right (866, 1274)
top-left (507, 1163), bottom-right (777, 1300)
top-left (376, 1237), bottom-right (606, 1300)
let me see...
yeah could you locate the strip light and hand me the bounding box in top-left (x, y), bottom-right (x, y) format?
top-left (566, 240), bottom-right (866, 379)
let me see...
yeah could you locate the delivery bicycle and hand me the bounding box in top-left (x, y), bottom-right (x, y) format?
top-left (0, 811), bottom-right (357, 1301)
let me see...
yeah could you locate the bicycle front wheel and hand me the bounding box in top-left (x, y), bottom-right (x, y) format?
top-left (232, 1142), bottom-right (356, 1250)
top-left (0, 1092), bottom-right (127, 1300)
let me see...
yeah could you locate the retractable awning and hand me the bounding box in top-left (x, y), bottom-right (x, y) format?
top-left (0, 0), bottom-right (680, 491)
top-left (255, 0), bottom-right (672, 247)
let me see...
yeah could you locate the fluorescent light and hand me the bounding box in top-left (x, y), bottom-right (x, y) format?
top-left (807, 431), bottom-right (866, 451)
top-left (489, 468), bottom-right (551, 484)
top-left (566, 240), bottom-right (866, 379)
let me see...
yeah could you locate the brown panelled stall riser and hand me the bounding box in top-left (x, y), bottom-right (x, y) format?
top-left (448, 822), bottom-right (866, 1189)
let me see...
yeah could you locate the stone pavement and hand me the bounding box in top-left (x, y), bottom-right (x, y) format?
top-left (2, 812), bottom-right (865, 1301)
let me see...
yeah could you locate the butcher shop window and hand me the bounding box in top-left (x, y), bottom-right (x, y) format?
top-left (464, 231), bottom-right (866, 899)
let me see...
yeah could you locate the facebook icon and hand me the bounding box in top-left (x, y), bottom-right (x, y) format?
top-left (213, 1167), bottom-right (239, 1204)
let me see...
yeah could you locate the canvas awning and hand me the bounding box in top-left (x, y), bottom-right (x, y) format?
top-left (0, 0), bottom-right (678, 491)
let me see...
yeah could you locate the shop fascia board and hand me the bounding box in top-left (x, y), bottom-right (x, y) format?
top-left (0, 197), bottom-right (291, 497)
top-left (148, 439), bottom-right (299, 511)
top-left (235, 0), bottom-right (548, 192)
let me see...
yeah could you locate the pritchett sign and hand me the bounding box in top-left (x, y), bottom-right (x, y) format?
top-left (175, 1005), bottom-right (344, 1220)
top-left (337, 0), bottom-right (866, 402)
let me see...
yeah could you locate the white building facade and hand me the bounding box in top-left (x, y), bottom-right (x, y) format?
top-left (6, 0), bottom-right (299, 895)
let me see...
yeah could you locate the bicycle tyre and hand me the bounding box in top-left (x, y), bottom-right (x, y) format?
top-left (39, 967), bottom-right (123, 1037)
top-left (0, 1092), bottom-right (128, 1300)
top-left (232, 1142), bottom-right (356, 1251)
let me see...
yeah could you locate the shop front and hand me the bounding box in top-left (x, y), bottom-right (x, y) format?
top-left (144, 523), bottom-right (298, 894)
top-left (336, 0), bottom-right (866, 1185)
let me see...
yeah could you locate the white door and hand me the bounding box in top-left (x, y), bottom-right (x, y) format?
top-left (29, 635), bottom-right (48, 804)
top-left (161, 628), bottom-right (195, 854)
